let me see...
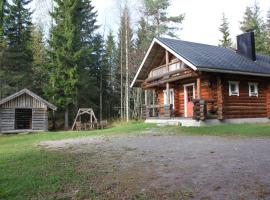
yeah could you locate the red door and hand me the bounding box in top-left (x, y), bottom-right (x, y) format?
top-left (186, 85), bottom-right (194, 117)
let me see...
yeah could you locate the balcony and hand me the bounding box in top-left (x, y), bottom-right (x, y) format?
top-left (148, 60), bottom-right (186, 79)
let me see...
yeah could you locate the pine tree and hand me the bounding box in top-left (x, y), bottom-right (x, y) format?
top-left (143, 0), bottom-right (184, 38)
top-left (3, 0), bottom-right (33, 95)
top-left (219, 13), bottom-right (232, 48)
top-left (240, 2), bottom-right (267, 54)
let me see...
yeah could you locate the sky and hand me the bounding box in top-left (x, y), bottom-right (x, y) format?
top-left (91, 0), bottom-right (270, 46)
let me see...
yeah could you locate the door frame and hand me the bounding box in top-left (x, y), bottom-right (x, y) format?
top-left (184, 83), bottom-right (195, 117)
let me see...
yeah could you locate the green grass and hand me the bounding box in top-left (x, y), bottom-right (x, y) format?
top-left (1, 121), bottom-right (270, 199)
top-left (163, 123), bottom-right (270, 137)
top-left (0, 121), bottom-right (155, 200)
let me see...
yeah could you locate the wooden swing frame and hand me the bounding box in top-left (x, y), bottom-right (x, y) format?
top-left (72, 108), bottom-right (98, 131)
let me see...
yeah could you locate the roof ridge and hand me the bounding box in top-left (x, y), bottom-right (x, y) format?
top-left (156, 37), bottom-right (231, 50)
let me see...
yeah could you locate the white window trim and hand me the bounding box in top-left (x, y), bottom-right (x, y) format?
top-left (229, 81), bottom-right (240, 96)
top-left (248, 82), bottom-right (259, 97)
top-left (163, 88), bottom-right (174, 108)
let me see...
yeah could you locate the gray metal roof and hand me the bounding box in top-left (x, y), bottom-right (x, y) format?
top-left (157, 37), bottom-right (270, 75)
top-left (0, 89), bottom-right (57, 110)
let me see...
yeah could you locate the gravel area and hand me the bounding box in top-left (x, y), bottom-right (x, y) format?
top-left (40, 134), bottom-right (270, 200)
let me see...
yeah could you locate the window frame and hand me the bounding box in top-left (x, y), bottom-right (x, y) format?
top-left (248, 82), bottom-right (259, 97)
top-left (228, 81), bottom-right (240, 96)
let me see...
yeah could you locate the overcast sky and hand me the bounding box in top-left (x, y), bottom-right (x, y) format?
top-left (92, 0), bottom-right (270, 46)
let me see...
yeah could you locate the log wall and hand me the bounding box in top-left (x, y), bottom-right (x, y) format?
top-left (0, 109), bottom-right (15, 132)
top-left (0, 94), bottom-right (49, 133)
top-left (222, 75), bottom-right (268, 119)
top-left (153, 73), bottom-right (270, 120)
top-left (32, 108), bottom-right (48, 131)
top-left (2, 93), bottom-right (46, 109)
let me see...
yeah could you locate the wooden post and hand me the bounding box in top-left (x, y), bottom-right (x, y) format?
top-left (197, 77), bottom-right (201, 99)
top-left (217, 76), bottom-right (224, 120)
top-left (267, 83), bottom-right (270, 118)
top-left (166, 82), bottom-right (170, 105)
top-left (152, 90), bottom-right (156, 116)
top-left (145, 90), bottom-right (149, 118)
top-left (166, 50), bottom-right (169, 73)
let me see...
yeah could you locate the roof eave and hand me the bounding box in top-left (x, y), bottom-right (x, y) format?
top-left (199, 67), bottom-right (270, 77)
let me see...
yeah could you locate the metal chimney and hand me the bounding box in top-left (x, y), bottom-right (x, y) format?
top-left (237, 31), bottom-right (256, 61)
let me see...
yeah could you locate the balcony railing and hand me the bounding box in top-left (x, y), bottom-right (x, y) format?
top-left (148, 60), bottom-right (185, 79)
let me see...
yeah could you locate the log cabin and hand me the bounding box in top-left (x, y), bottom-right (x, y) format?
top-left (131, 32), bottom-right (270, 126)
top-left (0, 89), bottom-right (57, 133)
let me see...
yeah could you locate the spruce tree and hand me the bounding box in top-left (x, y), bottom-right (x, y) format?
top-left (240, 2), bottom-right (267, 54)
top-left (47, 0), bottom-right (99, 129)
top-left (31, 26), bottom-right (48, 95)
top-left (143, 0), bottom-right (184, 38)
top-left (265, 9), bottom-right (270, 55)
top-left (4, 0), bottom-right (33, 94)
top-left (103, 30), bottom-right (117, 118)
top-left (219, 13), bottom-right (232, 48)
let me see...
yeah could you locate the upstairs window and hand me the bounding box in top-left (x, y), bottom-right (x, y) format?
top-left (229, 81), bottom-right (239, 96)
top-left (248, 82), bottom-right (258, 97)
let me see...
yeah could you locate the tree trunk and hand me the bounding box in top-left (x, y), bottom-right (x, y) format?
top-left (99, 71), bottom-right (102, 122)
top-left (125, 7), bottom-right (129, 122)
top-left (64, 107), bottom-right (69, 130)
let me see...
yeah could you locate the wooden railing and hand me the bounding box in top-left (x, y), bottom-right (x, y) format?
top-left (193, 99), bottom-right (218, 121)
top-left (145, 104), bottom-right (174, 118)
top-left (148, 60), bottom-right (184, 79)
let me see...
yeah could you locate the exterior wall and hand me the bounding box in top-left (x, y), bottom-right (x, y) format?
top-left (0, 93), bottom-right (49, 133)
top-left (153, 73), bottom-right (270, 120)
top-left (155, 78), bottom-right (198, 117)
top-left (2, 93), bottom-right (46, 108)
top-left (0, 108), bottom-right (15, 133)
top-left (32, 108), bottom-right (48, 131)
top-left (222, 75), bottom-right (268, 119)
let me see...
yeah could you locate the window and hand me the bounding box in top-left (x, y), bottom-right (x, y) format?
top-left (163, 89), bottom-right (174, 108)
top-left (229, 81), bottom-right (239, 96)
top-left (248, 82), bottom-right (258, 97)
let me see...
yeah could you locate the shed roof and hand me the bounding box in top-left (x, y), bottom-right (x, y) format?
top-left (131, 37), bottom-right (270, 87)
top-left (0, 89), bottom-right (57, 110)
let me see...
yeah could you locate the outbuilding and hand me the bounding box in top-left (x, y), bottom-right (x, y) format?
top-left (0, 89), bottom-right (57, 133)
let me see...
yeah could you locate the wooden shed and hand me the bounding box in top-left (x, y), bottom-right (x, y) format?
top-left (0, 89), bottom-right (57, 133)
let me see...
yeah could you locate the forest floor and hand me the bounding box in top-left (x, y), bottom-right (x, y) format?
top-left (1, 122), bottom-right (270, 199)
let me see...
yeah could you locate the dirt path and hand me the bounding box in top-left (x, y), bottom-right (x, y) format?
top-left (40, 134), bottom-right (270, 200)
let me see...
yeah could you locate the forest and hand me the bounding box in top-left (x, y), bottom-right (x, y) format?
top-left (1, 0), bottom-right (270, 129)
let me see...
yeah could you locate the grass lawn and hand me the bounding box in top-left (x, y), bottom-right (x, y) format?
top-left (1, 122), bottom-right (270, 199)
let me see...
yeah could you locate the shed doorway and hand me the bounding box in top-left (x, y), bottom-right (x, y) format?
top-left (15, 109), bottom-right (32, 130)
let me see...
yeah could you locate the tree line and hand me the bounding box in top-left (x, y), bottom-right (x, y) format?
top-left (219, 1), bottom-right (270, 55)
top-left (1, 0), bottom-right (270, 129)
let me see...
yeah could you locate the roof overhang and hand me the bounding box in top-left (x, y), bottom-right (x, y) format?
top-left (130, 38), bottom-right (198, 88)
top-left (199, 67), bottom-right (270, 78)
top-left (0, 89), bottom-right (57, 110)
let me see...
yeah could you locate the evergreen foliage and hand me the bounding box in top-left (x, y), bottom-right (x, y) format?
top-left (240, 2), bottom-right (267, 54)
top-left (143, 0), bottom-right (184, 38)
top-left (219, 13), bottom-right (232, 48)
top-left (2, 0), bottom-right (33, 95)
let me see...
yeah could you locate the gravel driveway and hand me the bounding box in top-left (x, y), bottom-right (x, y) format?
top-left (40, 133), bottom-right (270, 200)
